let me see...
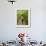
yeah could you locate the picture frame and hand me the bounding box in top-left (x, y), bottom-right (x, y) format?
top-left (16, 8), bottom-right (31, 28)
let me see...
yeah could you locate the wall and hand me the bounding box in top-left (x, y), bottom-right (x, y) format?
top-left (0, 0), bottom-right (46, 42)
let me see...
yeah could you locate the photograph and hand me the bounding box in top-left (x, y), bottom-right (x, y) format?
top-left (17, 9), bottom-right (28, 25)
top-left (16, 8), bottom-right (31, 28)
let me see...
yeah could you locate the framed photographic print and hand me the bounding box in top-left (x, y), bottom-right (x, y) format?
top-left (16, 8), bottom-right (31, 28)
